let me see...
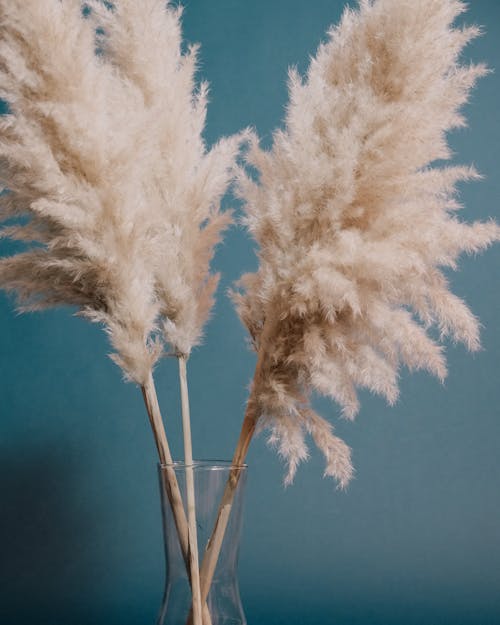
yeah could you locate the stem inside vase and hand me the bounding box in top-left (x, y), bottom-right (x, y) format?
top-left (157, 461), bottom-right (248, 625)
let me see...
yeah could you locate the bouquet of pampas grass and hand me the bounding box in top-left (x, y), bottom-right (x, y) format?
top-left (192, 0), bottom-right (500, 608)
top-left (1, 0), bottom-right (499, 622)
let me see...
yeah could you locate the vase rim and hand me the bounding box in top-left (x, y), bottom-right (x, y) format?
top-left (159, 459), bottom-right (248, 471)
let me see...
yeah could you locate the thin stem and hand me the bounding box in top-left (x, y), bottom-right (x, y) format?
top-left (141, 372), bottom-right (171, 465)
top-left (141, 372), bottom-right (212, 625)
top-left (141, 373), bottom-right (188, 558)
top-left (179, 355), bottom-right (203, 625)
top-left (186, 313), bottom-right (278, 624)
top-left (184, 407), bottom-right (257, 625)
top-left (199, 400), bottom-right (258, 602)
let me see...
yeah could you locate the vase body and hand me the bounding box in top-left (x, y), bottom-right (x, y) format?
top-left (157, 461), bottom-right (247, 625)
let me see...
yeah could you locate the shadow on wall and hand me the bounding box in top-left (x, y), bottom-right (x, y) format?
top-left (0, 449), bottom-right (94, 625)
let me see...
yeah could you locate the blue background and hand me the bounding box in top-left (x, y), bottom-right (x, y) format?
top-left (1, 1), bottom-right (499, 624)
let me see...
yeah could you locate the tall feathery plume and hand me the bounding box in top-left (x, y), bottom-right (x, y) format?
top-left (0, 2), bottom-right (239, 623)
top-left (0, 0), bottom-right (187, 566)
top-left (84, 3), bottom-right (241, 624)
top-left (195, 0), bottom-right (500, 609)
top-left (0, 0), bottom-right (163, 388)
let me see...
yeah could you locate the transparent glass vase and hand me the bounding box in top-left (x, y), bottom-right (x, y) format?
top-left (157, 461), bottom-right (247, 625)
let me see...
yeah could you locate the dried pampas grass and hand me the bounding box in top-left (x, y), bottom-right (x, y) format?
top-left (0, 0), bottom-right (239, 382)
top-left (1, 0), bottom-right (499, 620)
top-left (0, 3), bottom-right (240, 623)
top-left (0, 0), bottom-right (163, 386)
top-left (234, 0), bottom-right (500, 487)
top-left (195, 0), bottom-right (500, 607)
top-left (87, 0), bottom-right (241, 360)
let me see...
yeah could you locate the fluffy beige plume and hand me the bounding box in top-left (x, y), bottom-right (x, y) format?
top-left (0, 6), bottom-right (238, 621)
top-left (235, 0), bottom-right (500, 486)
top-left (0, 0), bottom-right (239, 383)
top-left (87, 0), bottom-right (241, 358)
top-left (0, 0), bottom-right (164, 385)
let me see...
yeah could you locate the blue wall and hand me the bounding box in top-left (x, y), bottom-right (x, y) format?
top-left (1, 2), bottom-right (499, 624)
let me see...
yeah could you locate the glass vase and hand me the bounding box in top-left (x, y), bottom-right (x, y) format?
top-left (157, 461), bottom-right (248, 625)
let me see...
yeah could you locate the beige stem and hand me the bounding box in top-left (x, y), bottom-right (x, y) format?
top-left (199, 401), bottom-right (258, 602)
top-left (179, 356), bottom-right (203, 625)
top-left (185, 406), bottom-right (257, 625)
top-left (186, 313), bottom-right (278, 625)
top-left (141, 372), bottom-right (212, 625)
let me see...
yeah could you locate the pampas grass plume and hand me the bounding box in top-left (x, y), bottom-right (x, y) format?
top-left (235, 0), bottom-right (500, 487)
top-left (0, 0), bottom-right (240, 385)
